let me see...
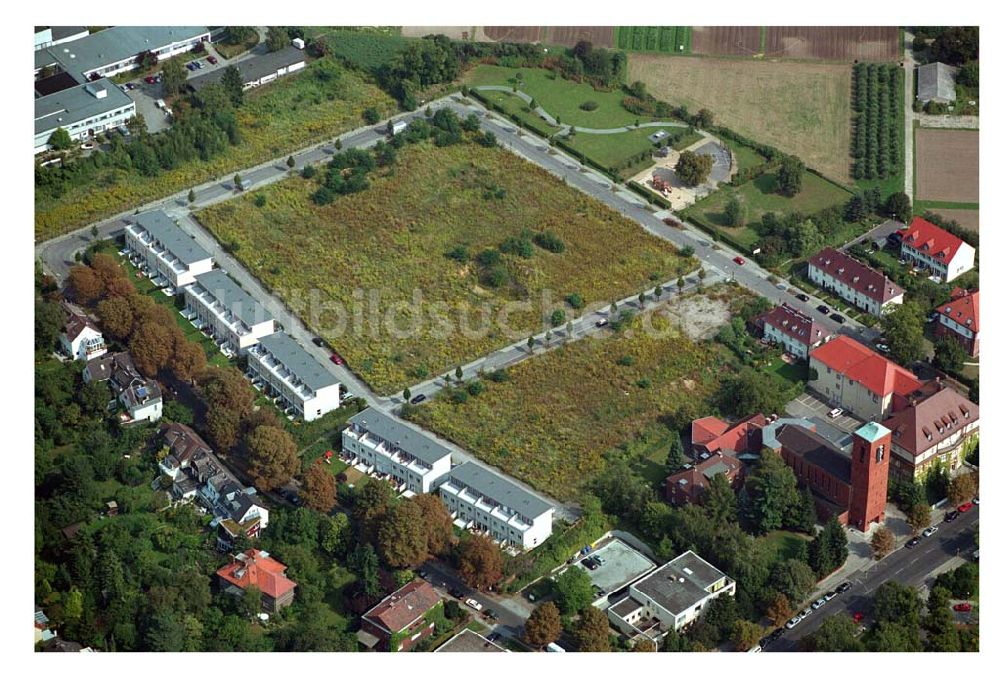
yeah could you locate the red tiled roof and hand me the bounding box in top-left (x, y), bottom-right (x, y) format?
top-left (216, 549), bottom-right (296, 600)
top-left (691, 417), bottom-right (730, 446)
top-left (810, 336), bottom-right (922, 398)
top-left (759, 303), bottom-right (827, 346)
top-left (901, 217), bottom-right (971, 265)
top-left (363, 579), bottom-right (441, 634)
top-left (884, 383), bottom-right (979, 456)
top-left (664, 453), bottom-right (744, 504)
top-left (808, 247), bottom-right (903, 304)
top-left (936, 289), bottom-right (979, 334)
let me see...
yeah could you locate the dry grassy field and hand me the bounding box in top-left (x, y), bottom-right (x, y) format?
top-left (764, 26), bottom-right (900, 61)
top-left (197, 141), bottom-right (687, 394)
top-left (691, 26), bottom-right (761, 56)
top-left (627, 54), bottom-right (853, 183)
top-left (915, 128), bottom-right (980, 204)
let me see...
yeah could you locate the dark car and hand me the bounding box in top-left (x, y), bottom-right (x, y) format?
top-left (905, 537), bottom-right (921, 549)
top-left (449, 587), bottom-right (464, 599)
top-left (830, 313), bottom-right (845, 323)
top-left (945, 510), bottom-right (960, 522)
top-left (411, 394), bottom-right (427, 404)
top-left (207, 55), bottom-right (218, 65)
top-left (484, 609), bottom-right (498, 621)
top-left (770, 627), bottom-right (785, 640)
top-left (581, 557), bottom-right (598, 570)
top-left (835, 581), bottom-right (852, 594)
top-left (817, 305), bottom-right (830, 315)
top-left (487, 632), bottom-right (502, 642)
top-left (795, 293), bottom-right (810, 302)
top-left (311, 337), bottom-right (325, 347)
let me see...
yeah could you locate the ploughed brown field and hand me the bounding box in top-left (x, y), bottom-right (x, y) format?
top-left (928, 209), bottom-right (979, 233)
top-left (691, 26), bottom-right (762, 56)
top-left (764, 26), bottom-right (900, 61)
top-left (483, 26), bottom-right (544, 43)
top-left (915, 128), bottom-right (980, 204)
top-left (482, 26), bottom-right (615, 48)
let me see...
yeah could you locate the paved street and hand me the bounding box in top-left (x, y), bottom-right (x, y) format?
top-left (766, 505), bottom-right (978, 651)
top-left (421, 559), bottom-right (532, 632)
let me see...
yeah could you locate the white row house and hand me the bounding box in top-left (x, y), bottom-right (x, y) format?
top-left (807, 247), bottom-right (904, 317)
top-left (125, 211), bottom-right (214, 290)
top-left (184, 270), bottom-right (275, 355)
top-left (247, 332), bottom-right (340, 422)
top-left (341, 408), bottom-right (452, 494)
top-left (438, 462), bottom-right (554, 550)
top-left (757, 303), bottom-right (829, 360)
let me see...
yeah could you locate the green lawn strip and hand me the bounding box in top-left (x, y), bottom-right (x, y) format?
top-left (764, 358), bottom-right (810, 386)
top-left (631, 424), bottom-right (684, 487)
top-left (730, 140), bottom-right (767, 172)
top-left (670, 128), bottom-right (704, 151)
top-left (759, 27), bottom-right (767, 54)
top-left (561, 127), bottom-right (664, 174)
top-left (213, 33), bottom-right (261, 60)
top-left (914, 200), bottom-right (980, 211)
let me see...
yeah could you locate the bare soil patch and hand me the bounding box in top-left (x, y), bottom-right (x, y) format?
top-left (928, 209), bottom-right (979, 233)
top-left (483, 26), bottom-right (543, 43)
top-left (659, 294), bottom-right (732, 341)
top-left (915, 128), bottom-right (979, 203)
top-left (764, 26), bottom-right (900, 61)
top-left (691, 26), bottom-right (761, 56)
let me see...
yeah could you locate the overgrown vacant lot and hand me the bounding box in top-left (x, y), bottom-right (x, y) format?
top-left (35, 61), bottom-right (395, 240)
top-left (627, 54), bottom-right (853, 183)
top-left (197, 141), bottom-right (687, 394)
top-left (406, 311), bottom-right (732, 501)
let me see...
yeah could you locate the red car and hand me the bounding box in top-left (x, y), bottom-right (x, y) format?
top-left (958, 502), bottom-right (973, 513)
top-left (207, 55), bottom-right (218, 65)
top-left (144, 75), bottom-right (157, 84)
top-left (733, 256), bottom-right (746, 265)
top-left (853, 612), bottom-right (864, 624)
top-left (953, 603), bottom-right (972, 612)
top-left (330, 352), bottom-right (345, 366)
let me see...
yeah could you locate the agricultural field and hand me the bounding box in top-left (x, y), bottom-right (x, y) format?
top-left (35, 60), bottom-right (395, 240)
top-left (322, 30), bottom-right (413, 71)
top-left (691, 26), bottom-right (762, 57)
top-left (851, 63), bottom-right (904, 191)
top-left (915, 128), bottom-right (979, 204)
top-left (764, 26), bottom-right (900, 61)
top-left (921, 208), bottom-right (979, 233)
top-left (196, 141), bottom-right (689, 394)
top-left (465, 65), bottom-right (664, 129)
top-left (627, 54), bottom-right (853, 183)
top-left (482, 26), bottom-right (544, 43)
top-left (615, 26), bottom-right (692, 54)
top-left (549, 26), bottom-right (616, 49)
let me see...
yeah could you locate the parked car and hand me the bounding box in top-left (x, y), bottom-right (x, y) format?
top-left (836, 581), bottom-right (852, 594)
top-left (144, 75), bottom-right (157, 84)
top-left (905, 537), bottom-right (921, 549)
top-left (770, 627), bottom-right (785, 640)
top-left (810, 598), bottom-right (827, 610)
top-left (581, 557), bottom-right (598, 570)
top-left (823, 591), bottom-right (838, 602)
top-left (973, 496), bottom-right (980, 505)
top-left (958, 502), bottom-right (973, 513)
top-left (207, 55), bottom-right (218, 65)
top-left (828, 408), bottom-right (844, 419)
top-left (830, 313), bottom-right (846, 324)
top-left (465, 598), bottom-right (483, 612)
top-left (853, 612), bottom-right (864, 624)
top-left (311, 337), bottom-right (325, 347)
top-left (329, 352), bottom-right (344, 365)
top-left (795, 293), bottom-right (809, 302)
top-left (596, 318), bottom-right (609, 328)
top-left (80, 141), bottom-right (96, 150)
top-left (945, 510), bottom-right (960, 522)
top-left (922, 526), bottom-right (939, 538)
top-left (733, 256), bottom-right (746, 265)
top-left (953, 603), bottom-right (972, 613)
top-left (186, 62), bottom-right (197, 71)
top-left (800, 607), bottom-right (813, 618)
top-left (484, 609), bottom-right (498, 621)
top-left (875, 343), bottom-right (890, 353)
top-left (593, 554), bottom-right (605, 566)
top-left (448, 587), bottom-right (463, 599)
top-left (487, 632), bottom-right (502, 642)
top-left (411, 394), bottom-right (427, 404)
top-left (817, 305), bottom-right (830, 315)
top-left (785, 616), bottom-right (802, 629)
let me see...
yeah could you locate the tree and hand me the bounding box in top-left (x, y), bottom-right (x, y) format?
top-left (455, 534), bottom-right (503, 590)
top-left (882, 191), bottom-right (912, 223)
top-left (220, 66), bottom-right (244, 107)
top-left (674, 150), bottom-right (713, 186)
top-left (924, 585), bottom-right (961, 652)
top-left (129, 322), bottom-right (175, 376)
top-left (906, 502), bottom-right (931, 534)
top-left (731, 619), bottom-right (763, 651)
top-left (362, 107), bottom-right (380, 124)
top-left (246, 425), bottom-right (300, 491)
top-left (933, 335), bottom-right (966, 373)
top-left (412, 494), bottom-right (454, 556)
top-left (67, 265), bottom-right (104, 305)
top-left (574, 607), bottom-right (611, 652)
top-left (803, 614), bottom-right (863, 651)
top-left (49, 127), bottom-right (72, 150)
top-left (524, 602), bottom-right (562, 646)
top-left (766, 592), bottom-right (794, 626)
top-left (947, 473), bottom-right (976, 506)
top-left (768, 559), bottom-right (816, 604)
top-left (873, 581), bottom-right (922, 632)
top-left (377, 500), bottom-right (429, 568)
top-left (402, 387), bottom-right (411, 402)
top-left (188, 189), bottom-right (196, 204)
top-left (633, 637), bottom-right (656, 652)
top-left (554, 566), bottom-right (592, 616)
top-left (695, 108), bottom-right (714, 128)
top-left (161, 57), bottom-right (187, 96)
top-left (664, 434), bottom-right (686, 475)
top-left (551, 308), bottom-right (566, 326)
top-left (171, 333), bottom-right (207, 383)
top-left (724, 197), bottom-right (747, 227)
top-left (870, 525), bottom-right (895, 560)
top-left (929, 26), bottom-right (978, 65)
top-left (353, 479), bottom-right (395, 543)
top-left (743, 448), bottom-right (801, 533)
top-left (200, 367), bottom-right (255, 451)
top-left (265, 26), bottom-right (290, 52)
top-left (717, 369), bottom-right (789, 419)
top-left (455, 365), bottom-right (463, 381)
top-left (703, 473), bottom-right (737, 524)
top-left (233, 173), bottom-right (244, 191)
top-left (35, 300), bottom-right (65, 352)
top-left (301, 463), bottom-right (337, 513)
top-left (527, 336), bottom-right (535, 353)
top-left (776, 156), bottom-right (805, 196)
top-left (286, 155), bottom-right (296, 170)
top-left (881, 301), bottom-right (926, 366)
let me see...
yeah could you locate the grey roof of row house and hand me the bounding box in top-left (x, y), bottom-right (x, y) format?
top-left (192, 269), bottom-right (273, 328)
top-left (446, 461), bottom-right (554, 520)
top-left (132, 210), bottom-right (212, 266)
top-left (36, 26), bottom-right (210, 80)
top-left (35, 78), bottom-right (133, 136)
top-left (917, 62), bottom-right (959, 103)
top-left (632, 551), bottom-right (729, 614)
top-left (348, 408), bottom-right (450, 465)
top-left (256, 332), bottom-right (338, 393)
top-left (187, 46), bottom-right (305, 91)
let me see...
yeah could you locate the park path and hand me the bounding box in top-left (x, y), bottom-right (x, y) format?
top-left (903, 31), bottom-right (916, 200)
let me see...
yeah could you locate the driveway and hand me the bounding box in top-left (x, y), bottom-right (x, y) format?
top-left (784, 392), bottom-right (864, 446)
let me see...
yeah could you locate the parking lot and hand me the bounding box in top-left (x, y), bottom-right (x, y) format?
top-left (569, 538), bottom-right (656, 609)
top-left (785, 391), bottom-right (863, 448)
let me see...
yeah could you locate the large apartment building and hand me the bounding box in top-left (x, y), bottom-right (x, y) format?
top-left (341, 408), bottom-right (451, 493)
top-left (184, 270), bottom-right (275, 355)
top-left (438, 462), bottom-right (555, 550)
top-left (35, 79), bottom-right (135, 153)
top-left (899, 217), bottom-right (976, 283)
top-left (809, 336), bottom-right (922, 421)
top-left (247, 332), bottom-right (340, 422)
top-left (807, 247), bottom-right (904, 317)
top-left (935, 289), bottom-right (979, 357)
top-left (125, 211), bottom-right (213, 290)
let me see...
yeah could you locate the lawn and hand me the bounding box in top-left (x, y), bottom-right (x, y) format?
top-left (561, 127), bottom-right (675, 174)
top-left (730, 140), bottom-right (767, 173)
top-left (404, 310), bottom-right (740, 501)
top-left (197, 140), bottom-right (689, 394)
top-left (214, 32), bottom-right (260, 60)
top-left (464, 65), bottom-right (664, 129)
top-left (627, 54), bottom-right (853, 183)
top-left (36, 58), bottom-right (396, 241)
top-left (759, 529), bottom-right (811, 565)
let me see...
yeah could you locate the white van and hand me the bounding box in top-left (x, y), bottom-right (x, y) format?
top-left (545, 642), bottom-right (566, 653)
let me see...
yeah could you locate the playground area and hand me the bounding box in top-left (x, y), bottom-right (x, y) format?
top-left (629, 137), bottom-right (734, 209)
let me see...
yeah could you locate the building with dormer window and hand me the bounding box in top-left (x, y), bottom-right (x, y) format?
top-left (807, 247), bottom-right (904, 317)
top-left (757, 303), bottom-right (830, 359)
top-left (899, 217), bottom-right (975, 283)
top-left (934, 288), bottom-right (979, 357)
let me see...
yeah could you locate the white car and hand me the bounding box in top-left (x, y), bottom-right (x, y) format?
top-left (828, 408), bottom-right (844, 419)
top-left (810, 598), bottom-right (827, 610)
top-left (923, 526), bottom-right (939, 538)
top-left (785, 616), bottom-right (802, 629)
top-left (465, 598), bottom-right (483, 612)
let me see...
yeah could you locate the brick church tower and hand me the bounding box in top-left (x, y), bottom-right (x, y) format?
top-left (848, 422), bottom-right (892, 531)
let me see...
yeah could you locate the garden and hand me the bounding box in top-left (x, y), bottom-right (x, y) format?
top-left (615, 26), bottom-right (693, 54)
top-left (851, 63), bottom-right (905, 195)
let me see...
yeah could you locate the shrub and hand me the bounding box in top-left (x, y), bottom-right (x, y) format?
top-left (534, 230), bottom-right (566, 253)
top-left (579, 101), bottom-right (599, 111)
top-left (477, 248), bottom-right (501, 266)
top-left (445, 245), bottom-right (469, 263)
top-left (301, 165), bottom-right (317, 179)
top-left (467, 380), bottom-right (485, 396)
top-left (565, 293), bottom-right (584, 309)
top-left (499, 235), bottom-right (534, 258)
top-left (551, 309), bottom-right (566, 326)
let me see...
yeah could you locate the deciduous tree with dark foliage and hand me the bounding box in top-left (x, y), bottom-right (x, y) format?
top-left (455, 534), bottom-right (503, 591)
top-left (674, 150), bottom-right (714, 186)
top-left (301, 462), bottom-right (337, 513)
top-left (573, 607), bottom-right (611, 652)
top-left (377, 499), bottom-right (429, 568)
top-left (524, 601), bottom-right (562, 646)
top-left (246, 424), bottom-right (301, 491)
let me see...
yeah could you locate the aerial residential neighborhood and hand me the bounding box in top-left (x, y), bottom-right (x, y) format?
top-left (31, 17), bottom-right (981, 661)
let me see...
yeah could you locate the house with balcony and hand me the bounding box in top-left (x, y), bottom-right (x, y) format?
top-left (247, 332), bottom-right (340, 422)
top-left (757, 303), bottom-right (830, 359)
top-left (157, 422), bottom-right (212, 480)
top-left (807, 247), bottom-right (904, 317)
top-left (607, 551), bottom-right (736, 644)
top-left (357, 579), bottom-right (442, 652)
top-left (59, 301), bottom-right (106, 361)
top-left (437, 461), bottom-right (554, 550)
top-left (899, 217), bottom-right (976, 283)
top-left (125, 210), bottom-right (213, 291)
top-left (82, 351), bottom-right (162, 424)
top-left (934, 288), bottom-right (979, 357)
top-left (342, 408), bottom-right (451, 494)
top-left (216, 549), bottom-right (296, 613)
top-left (184, 270), bottom-right (275, 355)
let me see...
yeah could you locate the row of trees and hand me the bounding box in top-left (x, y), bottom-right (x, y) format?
top-left (851, 63), bottom-right (902, 181)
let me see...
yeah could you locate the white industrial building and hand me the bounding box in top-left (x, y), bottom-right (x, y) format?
top-left (341, 408), bottom-right (452, 494)
top-left (125, 211), bottom-right (214, 290)
top-left (34, 26), bottom-right (90, 52)
top-left (247, 332), bottom-right (340, 422)
top-left (438, 462), bottom-right (555, 550)
top-left (184, 270), bottom-right (275, 356)
top-left (188, 46), bottom-right (306, 92)
top-left (35, 79), bottom-right (135, 154)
